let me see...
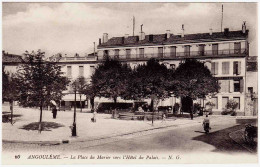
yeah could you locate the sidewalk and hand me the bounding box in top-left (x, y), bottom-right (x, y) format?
top-left (2, 106), bottom-right (237, 144)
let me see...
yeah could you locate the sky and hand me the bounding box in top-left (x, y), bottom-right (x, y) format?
top-left (2, 2), bottom-right (258, 57)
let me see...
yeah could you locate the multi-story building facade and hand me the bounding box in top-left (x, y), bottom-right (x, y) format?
top-left (96, 24), bottom-right (253, 116)
top-left (49, 54), bottom-right (97, 109)
top-left (2, 23), bottom-right (257, 116)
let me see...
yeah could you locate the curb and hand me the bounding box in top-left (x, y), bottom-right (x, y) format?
top-left (229, 129), bottom-right (257, 153)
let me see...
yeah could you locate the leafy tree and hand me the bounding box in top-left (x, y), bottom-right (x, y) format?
top-left (171, 59), bottom-right (220, 119)
top-left (84, 82), bottom-right (96, 111)
top-left (2, 66), bottom-right (19, 125)
top-left (91, 58), bottom-right (131, 104)
top-left (16, 50), bottom-right (70, 132)
top-left (125, 58), bottom-right (172, 112)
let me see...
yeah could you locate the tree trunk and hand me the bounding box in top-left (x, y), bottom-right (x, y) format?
top-left (80, 94), bottom-right (82, 113)
top-left (10, 100), bottom-right (13, 125)
top-left (151, 99), bottom-right (154, 126)
top-left (38, 105), bottom-right (43, 133)
top-left (90, 97), bottom-right (94, 111)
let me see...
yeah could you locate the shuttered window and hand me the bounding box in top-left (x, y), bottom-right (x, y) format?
top-left (233, 61), bottom-right (241, 75)
top-left (67, 66), bottom-right (72, 77)
top-left (139, 48), bottom-right (144, 58)
top-left (199, 45), bottom-right (205, 56)
top-left (103, 50), bottom-right (109, 59)
top-left (114, 49), bottom-right (119, 59)
top-left (90, 66), bottom-right (95, 74)
top-left (233, 97), bottom-right (240, 109)
top-left (212, 44), bottom-right (218, 55)
top-left (240, 79), bottom-right (244, 93)
top-left (222, 97), bottom-right (229, 109)
top-left (220, 80), bottom-right (230, 92)
top-left (212, 97), bottom-right (218, 109)
top-left (222, 62), bottom-right (230, 74)
top-left (211, 62), bottom-right (218, 75)
top-left (79, 66), bottom-right (84, 77)
top-left (158, 47), bottom-right (163, 58)
top-left (170, 46), bottom-right (176, 57)
top-left (184, 45), bottom-right (190, 56)
top-left (234, 42), bottom-right (241, 54)
top-left (126, 49), bottom-right (131, 59)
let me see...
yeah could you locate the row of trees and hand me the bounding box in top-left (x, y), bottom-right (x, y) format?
top-left (91, 58), bottom-right (220, 116)
top-left (3, 50), bottom-right (220, 132)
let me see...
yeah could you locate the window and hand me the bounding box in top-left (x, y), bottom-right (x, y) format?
top-left (234, 42), bottom-right (241, 54)
top-left (79, 66), bottom-right (84, 77)
top-left (184, 45), bottom-right (190, 56)
top-left (90, 66), bottom-right (95, 74)
top-left (211, 62), bottom-right (218, 75)
top-left (114, 49), bottom-right (119, 59)
top-left (233, 80), bottom-right (240, 92)
top-left (103, 50), bottom-right (109, 59)
top-left (199, 45), bottom-right (205, 56)
top-left (67, 66), bottom-right (72, 77)
top-left (219, 80), bottom-right (230, 92)
top-left (170, 46), bottom-right (176, 57)
top-left (222, 62), bottom-right (230, 74)
top-left (233, 97), bottom-right (240, 109)
top-left (212, 44), bottom-right (218, 55)
top-left (248, 87), bottom-right (253, 94)
top-left (233, 61), bottom-right (241, 75)
top-left (170, 64), bottom-right (176, 70)
top-left (212, 97), bottom-right (218, 109)
top-left (222, 97), bottom-right (229, 109)
top-left (126, 49), bottom-right (131, 59)
top-left (247, 62), bottom-right (257, 71)
top-left (139, 48), bottom-right (144, 58)
top-left (158, 47), bottom-right (163, 58)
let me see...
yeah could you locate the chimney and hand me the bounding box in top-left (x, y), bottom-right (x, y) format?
top-left (181, 24), bottom-right (185, 38)
top-left (224, 28), bottom-right (229, 36)
top-left (166, 30), bottom-right (171, 38)
top-left (140, 32), bottom-right (145, 40)
top-left (102, 33), bottom-right (108, 43)
top-left (99, 38), bottom-right (101, 45)
top-left (209, 28), bottom-right (213, 36)
top-left (242, 21), bottom-right (246, 34)
top-left (149, 34), bottom-right (153, 42)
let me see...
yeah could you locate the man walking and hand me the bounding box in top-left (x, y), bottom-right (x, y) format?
top-left (52, 106), bottom-right (57, 119)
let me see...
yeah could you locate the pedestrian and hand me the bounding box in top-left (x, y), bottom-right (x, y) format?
top-left (161, 112), bottom-right (166, 123)
top-left (92, 109), bottom-right (97, 122)
top-left (52, 106), bottom-right (57, 119)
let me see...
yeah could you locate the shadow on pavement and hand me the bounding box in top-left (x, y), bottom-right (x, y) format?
top-left (192, 124), bottom-right (252, 154)
top-left (20, 122), bottom-right (65, 131)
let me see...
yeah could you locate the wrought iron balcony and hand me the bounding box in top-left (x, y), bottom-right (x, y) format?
top-left (100, 48), bottom-right (247, 61)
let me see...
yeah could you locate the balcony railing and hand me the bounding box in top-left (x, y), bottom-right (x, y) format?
top-left (101, 49), bottom-right (247, 61)
top-left (59, 56), bottom-right (97, 62)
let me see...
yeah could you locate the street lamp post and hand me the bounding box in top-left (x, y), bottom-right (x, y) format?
top-left (72, 85), bottom-right (77, 136)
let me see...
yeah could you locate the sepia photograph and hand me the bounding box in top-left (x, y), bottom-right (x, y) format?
top-left (2, 1), bottom-right (258, 165)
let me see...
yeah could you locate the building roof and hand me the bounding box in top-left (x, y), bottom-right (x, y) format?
top-left (2, 52), bottom-right (23, 63)
top-left (98, 30), bottom-right (248, 48)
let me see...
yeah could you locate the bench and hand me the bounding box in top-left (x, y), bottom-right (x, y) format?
top-left (118, 114), bottom-right (145, 120)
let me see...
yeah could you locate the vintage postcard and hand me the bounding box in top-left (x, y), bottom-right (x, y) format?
top-left (2, 1), bottom-right (258, 165)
